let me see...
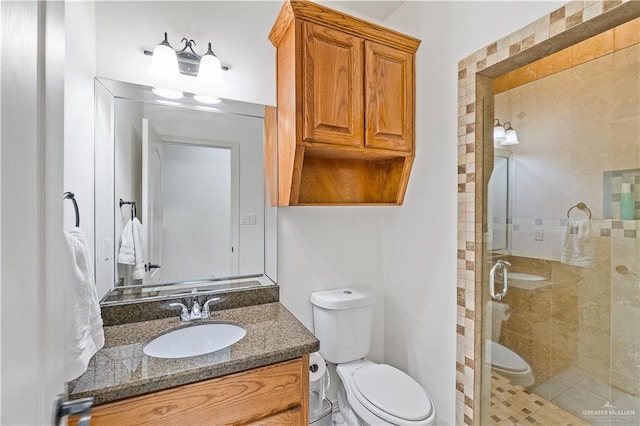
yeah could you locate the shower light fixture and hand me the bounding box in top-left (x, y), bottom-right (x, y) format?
top-left (493, 119), bottom-right (520, 146)
top-left (145, 32), bottom-right (227, 102)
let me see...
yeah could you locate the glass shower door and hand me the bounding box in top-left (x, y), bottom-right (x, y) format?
top-left (481, 40), bottom-right (640, 426)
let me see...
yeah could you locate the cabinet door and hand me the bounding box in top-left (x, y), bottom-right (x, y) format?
top-left (365, 41), bottom-right (414, 153)
top-left (70, 358), bottom-right (307, 426)
top-left (248, 406), bottom-right (304, 425)
top-left (302, 22), bottom-right (364, 147)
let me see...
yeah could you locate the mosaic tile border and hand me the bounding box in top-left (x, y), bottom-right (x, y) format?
top-left (455, 1), bottom-right (640, 424)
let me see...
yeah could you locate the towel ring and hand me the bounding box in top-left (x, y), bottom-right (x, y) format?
top-left (567, 202), bottom-right (592, 219)
top-left (119, 199), bottom-right (137, 220)
top-left (64, 192), bottom-right (80, 227)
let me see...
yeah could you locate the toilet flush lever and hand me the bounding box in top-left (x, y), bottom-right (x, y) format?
top-left (489, 259), bottom-right (510, 300)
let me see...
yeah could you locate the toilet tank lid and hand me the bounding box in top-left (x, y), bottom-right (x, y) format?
top-left (310, 286), bottom-right (377, 310)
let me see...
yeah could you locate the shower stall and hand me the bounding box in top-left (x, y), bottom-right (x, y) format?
top-left (482, 28), bottom-right (640, 425)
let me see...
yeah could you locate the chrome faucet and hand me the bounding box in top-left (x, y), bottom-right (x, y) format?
top-left (168, 302), bottom-right (190, 322)
top-left (202, 297), bottom-right (221, 318)
top-left (169, 297), bottom-right (222, 322)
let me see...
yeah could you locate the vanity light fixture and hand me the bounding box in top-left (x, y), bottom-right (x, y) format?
top-left (501, 122), bottom-right (520, 145)
top-left (145, 33), bottom-right (228, 102)
top-left (493, 119), bottom-right (520, 146)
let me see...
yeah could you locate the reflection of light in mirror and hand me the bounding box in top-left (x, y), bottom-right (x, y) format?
top-left (157, 100), bottom-right (181, 107)
top-left (152, 87), bottom-right (183, 100)
top-left (194, 94), bottom-right (222, 105)
top-left (196, 106), bottom-right (220, 112)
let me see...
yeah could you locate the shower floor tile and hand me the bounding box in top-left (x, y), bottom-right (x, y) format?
top-left (490, 373), bottom-right (588, 425)
top-left (529, 367), bottom-right (640, 425)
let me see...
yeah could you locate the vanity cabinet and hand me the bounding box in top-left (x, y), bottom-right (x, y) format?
top-left (269, 0), bottom-right (420, 205)
top-left (70, 356), bottom-right (309, 425)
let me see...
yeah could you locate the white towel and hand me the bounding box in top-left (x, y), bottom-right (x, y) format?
top-left (64, 227), bottom-right (105, 382)
top-left (117, 219), bottom-right (135, 265)
top-left (117, 218), bottom-right (146, 280)
top-left (131, 218), bottom-right (146, 280)
top-left (561, 218), bottom-right (594, 268)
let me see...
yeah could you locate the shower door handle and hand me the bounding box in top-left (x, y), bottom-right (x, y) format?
top-left (489, 260), bottom-right (510, 300)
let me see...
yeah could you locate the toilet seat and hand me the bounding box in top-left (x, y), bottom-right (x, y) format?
top-left (337, 360), bottom-right (436, 425)
top-left (352, 364), bottom-right (433, 423)
top-left (488, 341), bottom-right (528, 372)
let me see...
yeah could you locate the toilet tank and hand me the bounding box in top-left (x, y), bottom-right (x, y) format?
top-left (310, 286), bottom-right (377, 364)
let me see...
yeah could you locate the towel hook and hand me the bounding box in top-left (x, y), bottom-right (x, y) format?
top-left (64, 192), bottom-right (80, 227)
top-left (567, 202), bottom-right (592, 219)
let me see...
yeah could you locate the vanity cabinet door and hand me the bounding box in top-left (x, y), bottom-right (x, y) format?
top-left (69, 356), bottom-right (309, 426)
top-left (302, 22), bottom-right (364, 148)
top-left (364, 40), bottom-right (414, 153)
top-left (248, 406), bottom-right (304, 425)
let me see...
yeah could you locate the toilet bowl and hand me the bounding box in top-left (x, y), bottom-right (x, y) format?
top-left (310, 286), bottom-right (437, 426)
top-left (336, 360), bottom-right (436, 426)
top-left (486, 340), bottom-right (534, 387)
top-left (486, 302), bottom-right (534, 387)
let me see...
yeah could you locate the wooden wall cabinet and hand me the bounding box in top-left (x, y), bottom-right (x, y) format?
top-left (269, 0), bottom-right (420, 205)
top-left (70, 356), bottom-right (309, 426)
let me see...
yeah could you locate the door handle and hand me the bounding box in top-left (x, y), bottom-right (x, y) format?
top-left (54, 395), bottom-right (93, 426)
top-left (145, 263), bottom-right (161, 271)
top-left (489, 259), bottom-right (510, 300)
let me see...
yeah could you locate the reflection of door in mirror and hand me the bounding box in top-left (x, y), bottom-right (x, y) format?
top-left (488, 150), bottom-right (511, 253)
top-left (113, 101), bottom-right (252, 287)
top-left (156, 140), bottom-right (238, 283)
top-left (142, 119), bottom-right (163, 283)
top-left (133, 120), bottom-right (240, 285)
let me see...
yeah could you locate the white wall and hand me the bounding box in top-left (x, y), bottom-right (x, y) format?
top-left (379, 2), bottom-right (566, 424)
top-left (65, 0), bottom-right (96, 253)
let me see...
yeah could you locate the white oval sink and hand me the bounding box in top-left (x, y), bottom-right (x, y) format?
top-left (143, 323), bottom-right (246, 359)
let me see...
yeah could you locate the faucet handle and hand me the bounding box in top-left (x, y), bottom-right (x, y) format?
top-left (190, 300), bottom-right (202, 320)
top-left (169, 302), bottom-right (190, 322)
top-left (202, 297), bottom-right (221, 319)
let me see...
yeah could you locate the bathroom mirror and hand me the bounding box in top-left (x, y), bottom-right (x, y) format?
top-left (488, 149), bottom-right (512, 253)
top-left (95, 78), bottom-right (277, 304)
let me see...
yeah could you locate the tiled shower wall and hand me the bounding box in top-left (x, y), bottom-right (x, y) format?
top-left (498, 231), bottom-right (640, 400)
top-left (495, 41), bottom-right (639, 261)
top-left (456, 1), bottom-right (640, 424)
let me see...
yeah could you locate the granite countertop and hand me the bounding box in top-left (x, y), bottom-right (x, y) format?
top-left (68, 302), bottom-right (319, 405)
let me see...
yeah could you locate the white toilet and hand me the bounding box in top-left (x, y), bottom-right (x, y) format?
top-left (311, 286), bottom-right (436, 426)
top-left (486, 301), bottom-right (534, 387)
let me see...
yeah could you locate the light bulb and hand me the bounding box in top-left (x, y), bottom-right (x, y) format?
top-left (148, 33), bottom-right (180, 81)
top-left (197, 43), bottom-right (226, 95)
top-left (493, 119), bottom-right (506, 144)
top-left (500, 122), bottom-right (519, 146)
